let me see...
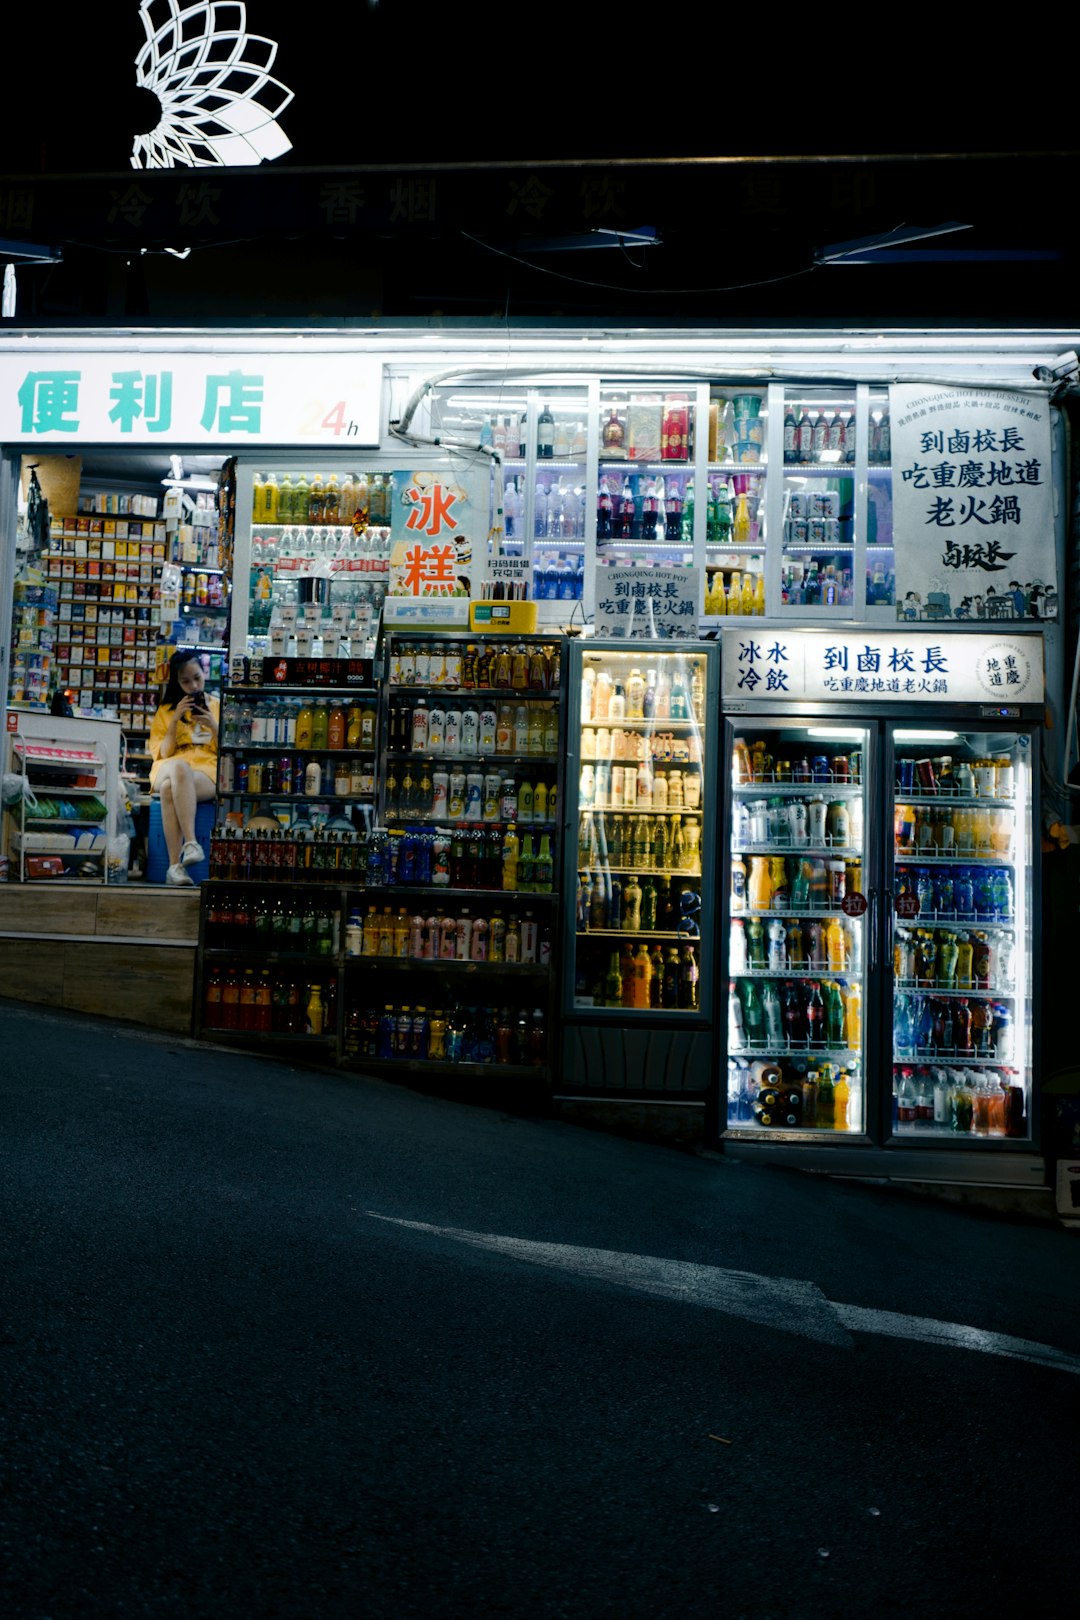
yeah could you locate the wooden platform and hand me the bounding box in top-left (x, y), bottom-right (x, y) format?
top-left (0, 882), bottom-right (199, 1033)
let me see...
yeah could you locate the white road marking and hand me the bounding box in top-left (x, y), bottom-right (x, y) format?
top-left (368, 1214), bottom-right (1080, 1376)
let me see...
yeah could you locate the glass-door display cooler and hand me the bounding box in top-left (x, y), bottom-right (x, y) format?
top-left (720, 640), bottom-right (1041, 1154)
top-left (889, 728), bottom-right (1032, 1140)
top-left (724, 726), bottom-right (872, 1134)
top-left (560, 639), bottom-right (720, 1094)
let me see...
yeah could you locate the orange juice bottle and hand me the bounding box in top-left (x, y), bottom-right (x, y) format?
top-left (748, 856), bottom-right (773, 911)
top-left (972, 804), bottom-right (992, 853)
top-left (842, 982), bottom-right (862, 1048)
top-left (825, 915), bottom-right (846, 971)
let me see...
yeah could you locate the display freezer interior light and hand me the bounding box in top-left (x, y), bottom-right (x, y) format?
top-left (573, 648), bottom-right (709, 1015)
top-left (726, 727), bottom-right (869, 1134)
top-left (890, 731), bottom-right (1031, 1140)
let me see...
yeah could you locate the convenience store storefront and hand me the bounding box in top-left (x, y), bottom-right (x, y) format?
top-left (0, 326), bottom-right (1075, 1185)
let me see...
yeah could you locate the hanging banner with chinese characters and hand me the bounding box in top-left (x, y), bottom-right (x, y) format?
top-left (388, 466), bottom-right (487, 603)
top-left (889, 384), bottom-right (1056, 623)
top-left (594, 566), bottom-right (700, 639)
top-left (720, 629), bottom-right (1044, 707)
top-left (0, 350), bottom-right (383, 445)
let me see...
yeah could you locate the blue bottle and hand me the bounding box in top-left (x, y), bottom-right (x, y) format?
top-left (398, 832), bottom-right (416, 885)
top-left (377, 1006), bottom-right (396, 1060)
top-left (366, 829), bottom-right (387, 887)
top-left (953, 867), bottom-right (974, 915)
top-left (973, 869), bottom-right (994, 917)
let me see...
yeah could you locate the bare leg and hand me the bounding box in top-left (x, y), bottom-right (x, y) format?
top-left (158, 761), bottom-right (216, 866)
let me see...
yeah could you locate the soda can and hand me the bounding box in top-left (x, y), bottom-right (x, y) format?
top-left (776, 759), bottom-right (792, 783)
top-left (792, 756), bottom-right (811, 783)
top-left (898, 758), bottom-right (916, 793)
top-left (279, 755), bottom-right (294, 795)
top-left (811, 755), bottom-right (831, 782)
top-left (236, 758), bottom-right (249, 792)
top-left (788, 492), bottom-right (806, 520)
top-left (790, 518), bottom-right (808, 545)
top-left (916, 758), bottom-right (937, 794)
top-left (807, 516), bottom-right (826, 546)
top-left (849, 752), bottom-right (862, 784)
top-left (832, 754), bottom-right (849, 782)
top-left (824, 518), bottom-right (841, 547)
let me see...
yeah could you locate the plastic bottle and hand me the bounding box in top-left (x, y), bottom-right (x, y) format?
top-left (843, 983), bottom-right (862, 1049)
top-left (748, 856), bottom-right (772, 911)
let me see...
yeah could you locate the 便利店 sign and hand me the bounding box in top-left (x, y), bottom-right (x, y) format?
top-left (889, 383), bottom-right (1056, 623)
top-left (0, 350), bottom-right (383, 445)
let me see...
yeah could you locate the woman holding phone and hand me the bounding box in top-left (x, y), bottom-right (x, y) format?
top-left (148, 648), bottom-right (219, 885)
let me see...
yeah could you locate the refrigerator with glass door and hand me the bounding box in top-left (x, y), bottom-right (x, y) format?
top-left (719, 626), bottom-right (1043, 1156)
top-left (560, 638), bottom-right (720, 1095)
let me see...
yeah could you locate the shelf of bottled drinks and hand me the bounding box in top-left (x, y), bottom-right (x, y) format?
top-left (721, 720), bottom-right (1035, 1146)
top-left (196, 632), bottom-right (566, 1083)
top-left (415, 380), bottom-right (898, 627)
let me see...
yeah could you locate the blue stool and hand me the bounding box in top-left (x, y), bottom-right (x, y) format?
top-left (146, 797), bottom-right (216, 884)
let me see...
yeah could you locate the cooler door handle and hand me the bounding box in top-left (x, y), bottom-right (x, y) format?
top-left (871, 890), bottom-right (884, 972)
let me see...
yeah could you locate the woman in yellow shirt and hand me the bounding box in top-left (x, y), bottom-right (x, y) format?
top-left (148, 649), bottom-right (219, 886)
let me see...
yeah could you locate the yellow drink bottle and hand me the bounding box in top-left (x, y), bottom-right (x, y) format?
top-left (753, 570), bottom-right (766, 616)
top-left (843, 982), bottom-right (862, 1048)
top-left (741, 573), bottom-right (755, 616)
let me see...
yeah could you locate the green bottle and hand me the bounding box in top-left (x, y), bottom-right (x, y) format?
top-left (824, 981), bottom-right (846, 1046)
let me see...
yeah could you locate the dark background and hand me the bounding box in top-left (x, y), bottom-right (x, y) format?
top-left (0, 6), bottom-right (1076, 325)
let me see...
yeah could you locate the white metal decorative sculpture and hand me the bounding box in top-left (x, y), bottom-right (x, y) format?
top-left (132, 0), bottom-right (293, 169)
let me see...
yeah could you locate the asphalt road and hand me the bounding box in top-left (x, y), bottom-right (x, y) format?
top-left (1, 999), bottom-right (1077, 1619)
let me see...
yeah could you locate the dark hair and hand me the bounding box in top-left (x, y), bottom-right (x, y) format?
top-left (161, 647), bottom-right (204, 708)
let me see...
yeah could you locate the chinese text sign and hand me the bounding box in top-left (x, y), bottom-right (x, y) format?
top-left (595, 566), bottom-right (700, 639)
top-left (890, 384), bottom-right (1056, 623)
top-left (720, 629), bottom-right (1044, 706)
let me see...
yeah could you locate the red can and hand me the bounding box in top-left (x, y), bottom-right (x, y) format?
top-left (832, 754), bottom-right (849, 782)
top-left (916, 758), bottom-right (937, 794)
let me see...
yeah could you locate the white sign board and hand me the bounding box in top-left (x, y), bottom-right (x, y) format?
top-left (721, 628), bottom-right (1044, 707)
top-left (890, 383), bottom-right (1056, 622)
top-left (0, 351), bottom-right (383, 445)
top-left (595, 566), bottom-right (700, 639)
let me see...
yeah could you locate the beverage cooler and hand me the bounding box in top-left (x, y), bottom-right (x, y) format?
top-left (560, 640), bottom-right (720, 1094)
top-left (719, 627), bottom-right (1043, 1156)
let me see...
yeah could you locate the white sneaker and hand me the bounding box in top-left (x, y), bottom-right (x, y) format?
top-left (166, 862), bottom-right (195, 886)
top-left (179, 839), bottom-right (205, 867)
